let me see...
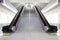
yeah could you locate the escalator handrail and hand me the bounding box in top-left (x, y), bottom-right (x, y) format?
top-left (35, 6), bottom-right (50, 28)
top-left (9, 6), bottom-right (24, 28)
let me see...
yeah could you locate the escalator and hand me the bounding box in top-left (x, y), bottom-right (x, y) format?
top-left (16, 6), bottom-right (44, 32)
top-left (2, 6), bottom-right (24, 33)
top-left (35, 6), bottom-right (58, 33)
top-left (2, 5), bottom-right (58, 33)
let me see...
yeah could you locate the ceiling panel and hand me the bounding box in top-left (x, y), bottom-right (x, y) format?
top-left (9, 0), bottom-right (51, 3)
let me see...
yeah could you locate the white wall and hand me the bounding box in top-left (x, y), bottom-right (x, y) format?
top-left (2, 0), bottom-right (18, 13)
top-left (0, 5), bottom-right (16, 24)
top-left (58, 4), bottom-right (60, 24)
top-left (36, 3), bottom-right (48, 9)
top-left (0, 0), bottom-right (18, 24)
top-left (11, 3), bottom-right (24, 10)
top-left (45, 13), bottom-right (58, 24)
top-left (41, 0), bottom-right (58, 14)
top-left (44, 5), bottom-right (60, 25)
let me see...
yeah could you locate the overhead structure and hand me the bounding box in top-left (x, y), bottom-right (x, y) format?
top-left (41, 0), bottom-right (58, 14)
top-left (0, 0), bottom-right (18, 13)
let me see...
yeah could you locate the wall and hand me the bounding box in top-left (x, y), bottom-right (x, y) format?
top-left (44, 5), bottom-right (60, 25)
top-left (0, 5), bottom-right (16, 24)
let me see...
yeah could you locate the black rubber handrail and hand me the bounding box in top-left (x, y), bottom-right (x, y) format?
top-left (35, 6), bottom-right (50, 27)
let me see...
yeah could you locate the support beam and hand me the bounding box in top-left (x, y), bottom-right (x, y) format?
top-left (41, 0), bottom-right (58, 14)
top-left (1, 0), bottom-right (18, 13)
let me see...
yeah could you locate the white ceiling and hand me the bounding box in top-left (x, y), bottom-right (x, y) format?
top-left (9, 0), bottom-right (51, 3)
